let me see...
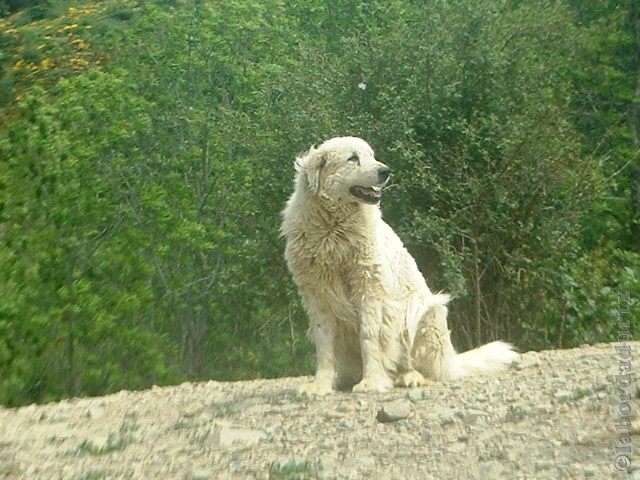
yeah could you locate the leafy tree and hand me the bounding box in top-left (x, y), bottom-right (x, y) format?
top-left (0, 71), bottom-right (174, 405)
top-left (568, 0), bottom-right (640, 249)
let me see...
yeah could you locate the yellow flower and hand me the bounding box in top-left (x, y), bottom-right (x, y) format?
top-left (70, 57), bottom-right (89, 69)
top-left (12, 59), bottom-right (25, 70)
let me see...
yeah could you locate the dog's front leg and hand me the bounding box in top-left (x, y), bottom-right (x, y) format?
top-left (299, 296), bottom-right (337, 396)
top-left (352, 298), bottom-right (393, 393)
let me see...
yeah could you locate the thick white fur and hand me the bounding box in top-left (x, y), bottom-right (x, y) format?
top-left (281, 137), bottom-right (518, 395)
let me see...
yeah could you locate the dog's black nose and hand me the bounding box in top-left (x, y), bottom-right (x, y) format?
top-left (378, 167), bottom-right (391, 183)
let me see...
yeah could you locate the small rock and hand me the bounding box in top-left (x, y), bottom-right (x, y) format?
top-left (407, 389), bottom-right (423, 403)
top-left (554, 390), bottom-right (572, 402)
top-left (462, 409), bottom-right (489, 425)
top-left (181, 402), bottom-right (204, 418)
top-left (86, 407), bottom-right (106, 419)
top-left (533, 406), bottom-right (553, 415)
top-left (534, 460), bottom-right (554, 471)
top-left (319, 440), bottom-right (335, 450)
top-left (377, 401), bottom-right (411, 423)
top-left (576, 430), bottom-right (590, 444)
top-left (440, 415), bottom-right (455, 426)
top-left (187, 470), bottom-right (211, 480)
top-left (212, 424), bottom-right (266, 447)
top-left (335, 403), bottom-right (355, 413)
top-left (324, 410), bottom-right (345, 419)
top-left (478, 461), bottom-right (503, 476)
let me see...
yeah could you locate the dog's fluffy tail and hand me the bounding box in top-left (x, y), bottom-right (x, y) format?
top-left (452, 341), bottom-right (519, 378)
top-left (427, 340), bottom-right (519, 381)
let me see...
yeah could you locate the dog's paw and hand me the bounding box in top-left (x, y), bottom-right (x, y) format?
top-left (298, 380), bottom-right (333, 396)
top-left (352, 376), bottom-right (393, 393)
top-left (394, 370), bottom-right (429, 388)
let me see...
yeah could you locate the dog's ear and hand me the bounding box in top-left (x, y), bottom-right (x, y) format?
top-left (295, 145), bottom-right (327, 195)
top-left (304, 149), bottom-right (327, 195)
top-left (294, 143), bottom-right (327, 195)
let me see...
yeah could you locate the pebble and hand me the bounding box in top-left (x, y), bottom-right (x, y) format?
top-left (554, 390), bottom-right (572, 401)
top-left (324, 410), bottom-right (345, 419)
top-left (376, 401), bottom-right (411, 423)
top-left (319, 440), bottom-right (335, 450)
top-left (407, 389), bottom-right (423, 403)
top-left (212, 424), bottom-right (266, 447)
top-left (533, 460), bottom-right (554, 471)
top-left (440, 414), bottom-right (455, 426)
top-left (186, 469), bottom-right (211, 480)
top-left (86, 407), bottom-right (106, 420)
top-left (181, 402), bottom-right (204, 418)
top-left (336, 403), bottom-right (355, 413)
top-left (462, 409), bottom-right (489, 425)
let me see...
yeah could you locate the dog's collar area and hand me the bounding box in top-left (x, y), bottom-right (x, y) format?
top-left (350, 186), bottom-right (382, 204)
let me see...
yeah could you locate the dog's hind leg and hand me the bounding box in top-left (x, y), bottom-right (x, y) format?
top-left (412, 301), bottom-right (518, 381)
top-left (411, 303), bottom-right (465, 381)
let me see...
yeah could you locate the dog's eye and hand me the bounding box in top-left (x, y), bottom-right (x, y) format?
top-left (347, 153), bottom-right (360, 164)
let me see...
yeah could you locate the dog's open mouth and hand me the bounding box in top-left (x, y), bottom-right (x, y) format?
top-left (350, 186), bottom-right (382, 204)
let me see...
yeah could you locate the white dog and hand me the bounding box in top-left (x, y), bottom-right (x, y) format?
top-left (281, 137), bottom-right (518, 395)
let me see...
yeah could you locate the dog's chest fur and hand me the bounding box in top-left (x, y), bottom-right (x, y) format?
top-left (284, 205), bottom-right (382, 323)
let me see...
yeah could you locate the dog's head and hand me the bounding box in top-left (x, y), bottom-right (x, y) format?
top-left (295, 136), bottom-right (391, 205)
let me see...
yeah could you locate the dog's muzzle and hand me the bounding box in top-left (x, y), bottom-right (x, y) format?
top-left (350, 166), bottom-right (392, 204)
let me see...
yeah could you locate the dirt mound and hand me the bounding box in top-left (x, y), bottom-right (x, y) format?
top-left (1, 342), bottom-right (638, 479)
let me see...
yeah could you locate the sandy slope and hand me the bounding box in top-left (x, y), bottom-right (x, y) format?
top-left (1, 342), bottom-right (638, 479)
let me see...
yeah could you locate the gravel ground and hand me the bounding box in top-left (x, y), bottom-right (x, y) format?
top-left (1, 342), bottom-right (639, 480)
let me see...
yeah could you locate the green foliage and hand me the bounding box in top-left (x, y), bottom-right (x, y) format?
top-left (0, 0), bottom-right (637, 405)
top-left (0, 72), bottom-right (176, 405)
top-left (567, 0), bottom-right (640, 249)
